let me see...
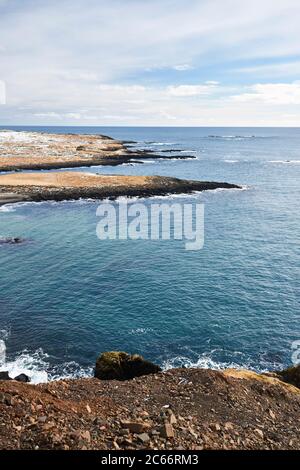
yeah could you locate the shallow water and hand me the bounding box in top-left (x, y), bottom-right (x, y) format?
top-left (0, 127), bottom-right (299, 382)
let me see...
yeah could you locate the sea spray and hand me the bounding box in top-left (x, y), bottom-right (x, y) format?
top-left (0, 340), bottom-right (6, 366)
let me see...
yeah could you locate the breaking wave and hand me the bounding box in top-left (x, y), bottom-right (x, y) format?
top-left (268, 160), bottom-right (300, 164)
top-left (162, 350), bottom-right (283, 374)
top-left (207, 135), bottom-right (274, 140)
top-left (0, 336), bottom-right (92, 384)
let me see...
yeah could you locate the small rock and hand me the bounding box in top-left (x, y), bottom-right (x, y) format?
top-left (225, 422), bottom-right (234, 430)
top-left (212, 423), bottom-right (221, 432)
top-left (254, 428), bottom-right (264, 439)
top-left (269, 409), bottom-right (276, 420)
top-left (38, 416), bottom-right (47, 423)
top-left (122, 438), bottom-right (133, 446)
top-left (86, 404), bottom-right (91, 414)
top-left (159, 423), bottom-right (175, 439)
top-left (137, 433), bottom-right (150, 444)
top-left (43, 422), bottom-right (55, 431)
top-left (188, 427), bottom-right (198, 439)
top-left (0, 371), bottom-right (11, 381)
top-left (14, 373), bottom-right (30, 383)
top-left (4, 395), bottom-right (14, 406)
top-left (12, 424), bottom-right (22, 432)
top-left (166, 409), bottom-right (177, 424)
top-left (121, 421), bottom-right (148, 433)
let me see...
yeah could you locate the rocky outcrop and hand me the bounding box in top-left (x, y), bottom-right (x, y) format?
top-left (0, 372), bottom-right (30, 382)
top-left (0, 131), bottom-right (194, 171)
top-left (95, 352), bottom-right (161, 380)
top-left (14, 374), bottom-right (30, 383)
top-left (0, 372), bottom-right (11, 381)
top-left (0, 237), bottom-right (25, 245)
top-left (276, 365), bottom-right (300, 389)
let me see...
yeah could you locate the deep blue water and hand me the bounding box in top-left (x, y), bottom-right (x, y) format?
top-left (0, 127), bottom-right (299, 382)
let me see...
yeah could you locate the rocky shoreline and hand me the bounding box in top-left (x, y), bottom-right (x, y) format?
top-left (0, 172), bottom-right (240, 206)
top-left (0, 130), bottom-right (241, 205)
top-left (0, 362), bottom-right (299, 450)
top-left (0, 130), bottom-right (194, 172)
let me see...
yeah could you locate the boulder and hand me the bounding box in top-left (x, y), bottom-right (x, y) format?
top-left (0, 371), bottom-right (11, 381)
top-left (94, 351), bottom-right (161, 381)
top-left (14, 373), bottom-right (30, 383)
top-left (277, 365), bottom-right (300, 389)
top-left (0, 237), bottom-right (25, 245)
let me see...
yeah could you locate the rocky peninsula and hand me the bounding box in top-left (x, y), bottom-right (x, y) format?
top-left (0, 172), bottom-right (240, 205)
top-left (0, 354), bottom-right (299, 450)
top-left (0, 130), bottom-right (194, 171)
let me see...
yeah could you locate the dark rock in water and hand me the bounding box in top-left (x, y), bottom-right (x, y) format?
top-left (14, 373), bottom-right (30, 383)
top-left (95, 351), bottom-right (161, 381)
top-left (0, 237), bottom-right (25, 245)
top-left (277, 365), bottom-right (300, 389)
top-left (0, 371), bottom-right (11, 381)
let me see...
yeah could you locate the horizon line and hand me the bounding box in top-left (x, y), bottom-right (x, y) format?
top-left (1, 125), bottom-right (300, 129)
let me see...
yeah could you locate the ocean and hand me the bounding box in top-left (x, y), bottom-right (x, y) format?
top-left (0, 126), bottom-right (299, 383)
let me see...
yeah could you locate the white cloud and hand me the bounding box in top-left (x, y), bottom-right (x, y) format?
top-left (235, 61), bottom-right (300, 78)
top-left (1, 0), bottom-right (300, 125)
top-left (172, 64), bottom-right (194, 71)
top-left (65, 112), bottom-right (81, 119)
top-left (97, 84), bottom-right (146, 94)
top-left (167, 84), bottom-right (217, 97)
top-left (34, 112), bottom-right (61, 118)
top-left (231, 82), bottom-right (300, 105)
top-left (34, 112), bottom-right (81, 120)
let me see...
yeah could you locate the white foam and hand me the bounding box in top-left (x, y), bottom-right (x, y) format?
top-left (268, 160), bottom-right (300, 164)
top-left (0, 347), bottom-right (49, 383)
top-left (207, 135), bottom-right (263, 140)
top-left (163, 354), bottom-right (244, 372)
top-left (162, 348), bottom-right (285, 374)
top-left (129, 327), bottom-right (154, 335)
top-left (147, 142), bottom-right (177, 146)
top-left (0, 340), bottom-right (6, 366)
top-left (0, 336), bottom-right (93, 384)
top-left (0, 204), bottom-right (16, 212)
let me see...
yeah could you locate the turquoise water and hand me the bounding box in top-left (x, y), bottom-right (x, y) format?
top-left (0, 127), bottom-right (299, 382)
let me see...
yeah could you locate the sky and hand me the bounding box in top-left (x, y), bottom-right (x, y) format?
top-left (0, 0), bottom-right (300, 126)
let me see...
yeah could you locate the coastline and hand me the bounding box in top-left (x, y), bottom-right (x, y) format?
top-left (0, 131), bottom-right (240, 205)
top-left (0, 130), bottom-right (194, 172)
top-left (2, 128), bottom-right (297, 451)
top-left (0, 172), bottom-right (240, 206)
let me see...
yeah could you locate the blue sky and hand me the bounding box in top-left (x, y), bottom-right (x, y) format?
top-left (0, 0), bottom-right (300, 126)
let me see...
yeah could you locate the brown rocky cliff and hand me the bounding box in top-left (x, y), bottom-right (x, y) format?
top-left (0, 367), bottom-right (299, 450)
